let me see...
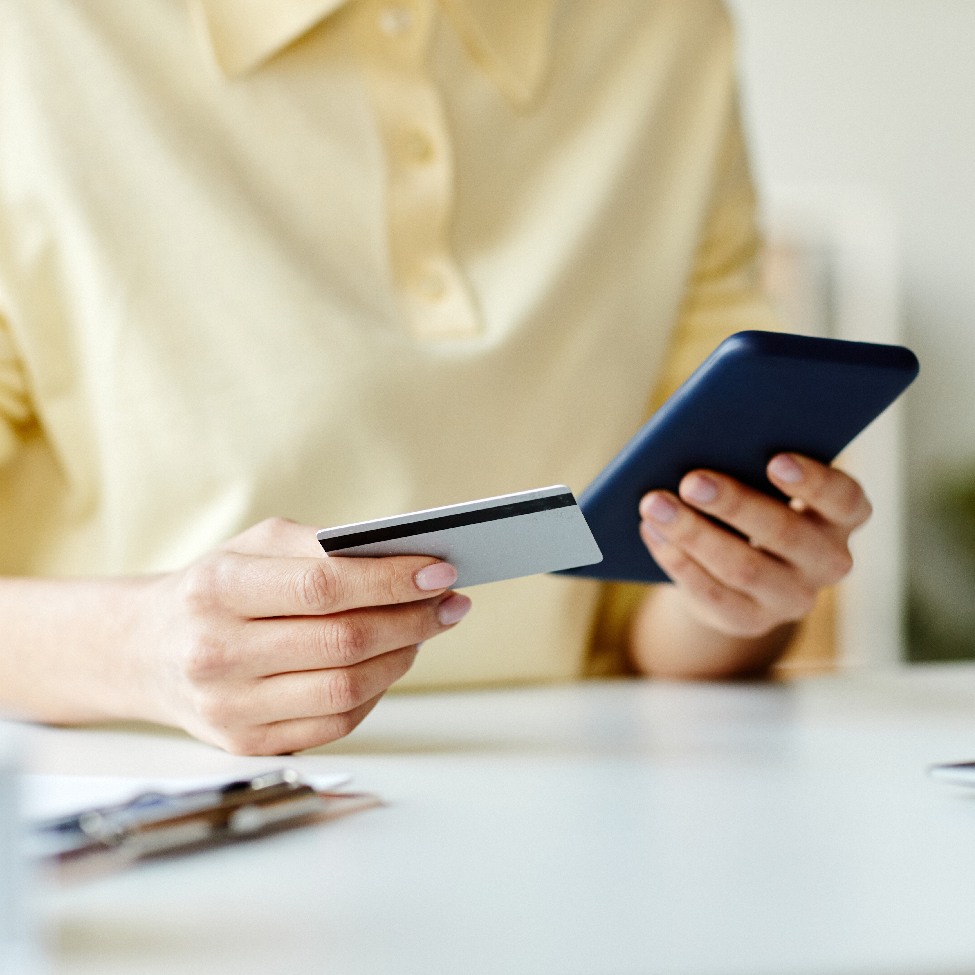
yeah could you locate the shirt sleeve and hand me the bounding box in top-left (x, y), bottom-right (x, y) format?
top-left (0, 316), bottom-right (32, 468)
top-left (584, 95), bottom-right (782, 678)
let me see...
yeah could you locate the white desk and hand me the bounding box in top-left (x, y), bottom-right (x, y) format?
top-left (18, 664), bottom-right (975, 975)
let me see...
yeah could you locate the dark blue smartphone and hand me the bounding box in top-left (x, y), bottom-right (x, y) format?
top-left (558, 330), bottom-right (919, 584)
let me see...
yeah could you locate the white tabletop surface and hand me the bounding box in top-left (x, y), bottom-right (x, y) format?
top-left (14, 663), bottom-right (975, 975)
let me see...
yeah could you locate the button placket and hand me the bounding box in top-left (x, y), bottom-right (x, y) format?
top-left (398, 128), bottom-right (435, 165)
top-left (417, 267), bottom-right (447, 302)
top-left (352, 0), bottom-right (482, 340)
top-left (378, 6), bottom-right (414, 37)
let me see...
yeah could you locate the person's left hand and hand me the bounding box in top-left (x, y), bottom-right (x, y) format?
top-left (638, 453), bottom-right (872, 639)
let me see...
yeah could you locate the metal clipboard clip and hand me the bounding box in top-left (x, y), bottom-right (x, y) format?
top-left (30, 769), bottom-right (380, 881)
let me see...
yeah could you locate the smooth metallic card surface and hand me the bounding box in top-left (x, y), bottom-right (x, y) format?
top-left (316, 485), bottom-right (602, 588)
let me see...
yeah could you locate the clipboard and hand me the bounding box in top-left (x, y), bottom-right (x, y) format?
top-left (30, 769), bottom-right (381, 882)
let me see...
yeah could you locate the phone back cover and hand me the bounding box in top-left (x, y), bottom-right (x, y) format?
top-left (560, 331), bottom-right (918, 584)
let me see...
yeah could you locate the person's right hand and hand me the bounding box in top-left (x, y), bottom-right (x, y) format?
top-left (128, 518), bottom-right (470, 755)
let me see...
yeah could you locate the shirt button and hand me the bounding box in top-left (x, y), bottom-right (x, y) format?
top-left (417, 270), bottom-right (447, 302)
top-left (379, 7), bottom-right (414, 36)
top-left (399, 129), bottom-right (435, 164)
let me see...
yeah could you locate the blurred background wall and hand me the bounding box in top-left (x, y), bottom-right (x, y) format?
top-left (728, 0), bottom-right (975, 662)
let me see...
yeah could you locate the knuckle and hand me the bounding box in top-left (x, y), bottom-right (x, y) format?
top-left (836, 479), bottom-right (865, 520)
top-left (243, 516), bottom-right (295, 551)
top-left (854, 494), bottom-right (873, 528)
top-left (179, 555), bottom-right (228, 614)
top-left (337, 617), bottom-right (371, 661)
top-left (180, 627), bottom-right (233, 681)
top-left (812, 471), bottom-right (865, 523)
top-left (296, 561), bottom-right (341, 611)
top-left (829, 546), bottom-right (855, 581)
top-left (321, 668), bottom-right (363, 714)
top-left (262, 516), bottom-right (295, 537)
top-left (324, 615), bottom-right (372, 665)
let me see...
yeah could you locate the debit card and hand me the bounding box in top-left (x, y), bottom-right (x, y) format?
top-left (316, 485), bottom-right (602, 588)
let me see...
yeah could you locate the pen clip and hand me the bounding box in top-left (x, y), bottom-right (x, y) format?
top-left (33, 768), bottom-right (315, 858)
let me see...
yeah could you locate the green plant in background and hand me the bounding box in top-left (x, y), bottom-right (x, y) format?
top-left (940, 473), bottom-right (975, 555)
top-left (909, 466), bottom-right (975, 662)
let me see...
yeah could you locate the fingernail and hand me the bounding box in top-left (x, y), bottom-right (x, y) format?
top-left (415, 562), bottom-right (458, 591)
top-left (769, 454), bottom-right (803, 484)
top-left (438, 592), bottom-right (472, 626)
top-left (640, 493), bottom-right (678, 524)
top-left (683, 473), bottom-right (718, 504)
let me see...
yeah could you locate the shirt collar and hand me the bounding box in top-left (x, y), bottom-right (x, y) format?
top-left (188, 0), bottom-right (555, 104)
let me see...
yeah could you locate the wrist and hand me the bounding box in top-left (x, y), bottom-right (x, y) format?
top-left (0, 574), bottom-right (164, 725)
top-left (628, 585), bottom-right (796, 679)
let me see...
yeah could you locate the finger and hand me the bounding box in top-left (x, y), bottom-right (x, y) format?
top-left (240, 592), bottom-right (472, 675)
top-left (640, 526), bottom-right (774, 637)
top-left (220, 693), bottom-right (386, 756)
top-left (640, 491), bottom-right (814, 618)
top-left (244, 644), bottom-right (419, 725)
top-left (675, 471), bottom-right (844, 586)
top-left (221, 517), bottom-right (325, 558)
top-left (767, 454), bottom-right (872, 530)
top-left (183, 550), bottom-right (459, 619)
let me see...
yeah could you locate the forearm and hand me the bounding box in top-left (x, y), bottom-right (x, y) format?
top-left (0, 575), bottom-right (156, 724)
top-left (627, 583), bottom-right (796, 680)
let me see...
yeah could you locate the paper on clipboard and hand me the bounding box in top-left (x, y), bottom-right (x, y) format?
top-left (25, 770), bottom-right (378, 883)
top-left (22, 771), bottom-right (351, 821)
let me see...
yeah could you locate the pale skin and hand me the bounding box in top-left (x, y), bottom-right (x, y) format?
top-left (631, 452), bottom-right (872, 678)
top-left (0, 451), bottom-right (870, 755)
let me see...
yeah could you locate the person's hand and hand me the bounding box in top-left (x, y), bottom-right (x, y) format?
top-left (638, 453), bottom-right (871, 640)
top-left (130, 518), bottom-right (470, 755)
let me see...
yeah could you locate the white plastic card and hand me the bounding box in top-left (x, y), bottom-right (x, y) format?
top-left (316, 485), bottom-right (602, 589)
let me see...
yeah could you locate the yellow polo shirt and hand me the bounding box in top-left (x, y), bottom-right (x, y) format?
top-left (0, 0), bottom-right (779, 688)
